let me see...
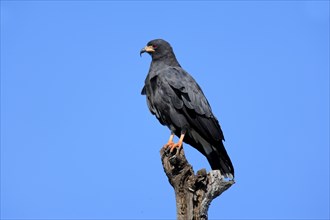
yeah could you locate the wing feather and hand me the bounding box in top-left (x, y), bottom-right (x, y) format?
top-left (161, 67), bottom-right (224, 142)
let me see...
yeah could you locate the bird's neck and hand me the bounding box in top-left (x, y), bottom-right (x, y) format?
top-left (151, 53), bottom-right (181, 68)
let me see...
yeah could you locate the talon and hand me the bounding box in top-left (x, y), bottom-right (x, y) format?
top-left (169, 142), bottom-right (183, 152)
top-left (163, 132), bottom-right (185, 152)
top-left (163, 141), bottom-right (174, 149)
top-left (163, 133), bottom-right (175, 149)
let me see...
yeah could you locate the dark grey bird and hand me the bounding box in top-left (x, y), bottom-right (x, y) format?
top-left (140, 39), bottom-right (234, 179)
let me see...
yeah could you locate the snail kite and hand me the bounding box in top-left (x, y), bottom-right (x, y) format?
top-left (140, 39), bottom-right (234, 179)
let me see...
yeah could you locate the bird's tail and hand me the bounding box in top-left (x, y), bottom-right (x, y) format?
top-left (207, 142), bottom-right (234, 179)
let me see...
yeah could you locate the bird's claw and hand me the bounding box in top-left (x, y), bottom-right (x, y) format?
top-left (163, 142), bottom-right (183, 153)
top-left (169, 143), bottom-right (182, 153)
top-left (163, 141), bottom-right (174, 149)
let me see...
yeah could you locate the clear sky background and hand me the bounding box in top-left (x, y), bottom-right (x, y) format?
top-left (1, 1), bottom-right (329, 219)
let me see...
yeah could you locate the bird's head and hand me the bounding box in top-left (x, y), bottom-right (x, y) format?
top-left (140, 39), bottom-right (174, 60)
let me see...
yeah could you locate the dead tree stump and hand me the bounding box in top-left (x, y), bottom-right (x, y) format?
top-left (160, 146), bottom-right (234, 220)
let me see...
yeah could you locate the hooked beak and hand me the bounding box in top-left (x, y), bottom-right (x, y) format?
top-left (140, 45), bottom-right (155, 57)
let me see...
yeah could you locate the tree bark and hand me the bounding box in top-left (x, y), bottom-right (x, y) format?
top-left (160, 146), bottom-right (234, 220)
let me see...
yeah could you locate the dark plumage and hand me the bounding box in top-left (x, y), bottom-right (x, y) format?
top-left (140, 39), bottom-right (234, 179)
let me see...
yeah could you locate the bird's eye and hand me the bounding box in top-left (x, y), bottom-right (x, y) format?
top-left (152, 44), bottom-right (158, 49)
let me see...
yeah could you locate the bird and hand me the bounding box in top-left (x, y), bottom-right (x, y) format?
top-left (140, 39), bottom-right (234, 179)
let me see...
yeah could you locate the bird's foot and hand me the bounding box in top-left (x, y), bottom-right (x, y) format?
top-left (163, 141), bottom-right (175, 149)
top-left (169, 141), bottom-right (183, 153)
top-left (163, 141), bottom-right (183, 153)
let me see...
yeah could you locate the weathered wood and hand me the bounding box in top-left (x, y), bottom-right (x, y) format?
top-left (160, 146), bottom-right (234, 220)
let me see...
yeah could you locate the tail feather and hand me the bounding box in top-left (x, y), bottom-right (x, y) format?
top-left (206, 142), bottom-right (234, 179)
top-left (183, 129), bottom-right (234, 179)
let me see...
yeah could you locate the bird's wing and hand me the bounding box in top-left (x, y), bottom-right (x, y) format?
top-left (161, 67), bottom-right (225, 142)
top-left (141, 76), bottom-right (167, 125)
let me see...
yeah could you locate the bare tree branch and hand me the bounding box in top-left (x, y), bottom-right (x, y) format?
top-left (160, 146), bottom-right (234, 220)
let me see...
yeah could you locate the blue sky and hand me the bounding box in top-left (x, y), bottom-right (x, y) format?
top-left (1, 1), bottom-right (329, 219)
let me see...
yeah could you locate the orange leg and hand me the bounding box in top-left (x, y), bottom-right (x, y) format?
top-left (163, 133), bottom-right (175, 148)
top-left (169, 133), bottom-right (185, 152)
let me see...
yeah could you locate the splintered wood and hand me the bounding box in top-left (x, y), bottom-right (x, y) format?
top-left (160, 147), bottom-right (234, 220)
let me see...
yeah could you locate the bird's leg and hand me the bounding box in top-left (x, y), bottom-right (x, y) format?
top-left (163, 133), bottom-right (175, 149)
top-left (169, 133), bottom-right (185, 152)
